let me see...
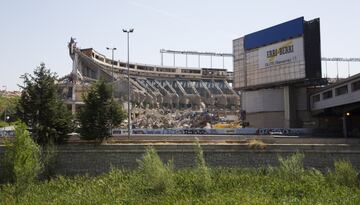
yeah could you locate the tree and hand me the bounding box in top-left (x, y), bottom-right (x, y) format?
top-left (17, 63), bottom-right (73, 145)
top-left (0, 95), bottom-right (19, 127)
top-left (79, 79), bottom-right (126, 141)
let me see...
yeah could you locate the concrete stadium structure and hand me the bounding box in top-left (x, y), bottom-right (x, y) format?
top-left (60, 38), bottom-right (239, 114)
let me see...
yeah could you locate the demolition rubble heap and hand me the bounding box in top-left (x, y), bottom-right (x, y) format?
top-left (127, 107), bottom-right (240, 129)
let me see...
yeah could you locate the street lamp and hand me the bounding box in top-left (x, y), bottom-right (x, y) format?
top-left (106, 47), bottom-right (116, 137)
top-left (123, 28), bottom-right (134, 139)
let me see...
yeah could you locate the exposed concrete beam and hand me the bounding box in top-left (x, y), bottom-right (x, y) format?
top-left (175, 80), bottom-right (188, 96)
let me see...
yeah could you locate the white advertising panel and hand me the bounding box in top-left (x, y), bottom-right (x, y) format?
top-left (258, 37), bottom-right (304, 69)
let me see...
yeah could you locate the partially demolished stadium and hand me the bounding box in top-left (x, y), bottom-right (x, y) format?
top-left (59, 38), bottom-right (240, 115)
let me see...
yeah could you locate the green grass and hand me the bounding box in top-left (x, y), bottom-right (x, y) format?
top-left (1, 145), bottom-right (360, 205)
top-left (1, 165), bottom-right (359, 205)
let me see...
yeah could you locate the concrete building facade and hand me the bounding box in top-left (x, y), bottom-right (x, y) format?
top-left (233, 17), bottom-right (322, 128)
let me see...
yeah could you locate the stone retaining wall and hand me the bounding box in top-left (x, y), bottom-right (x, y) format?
top-left (1, 144), bottom-right (360, 176)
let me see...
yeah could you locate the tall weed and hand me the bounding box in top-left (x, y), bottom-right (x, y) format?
top-left (193, 138), bottom-right (212, 193)
top-left (331, 160), bottom-right (358, 188)
top-left (137, 146), bottom-right (174, 193)
top-left (277, 152), bottom-right (305, 180)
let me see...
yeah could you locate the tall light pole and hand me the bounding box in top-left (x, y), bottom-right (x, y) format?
top-left (106, 47), bottom-right (116, 136)
top-left (123, 28), bottom-right (134, 138)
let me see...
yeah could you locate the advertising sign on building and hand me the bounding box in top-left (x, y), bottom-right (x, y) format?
top-left (258, 37), bottom-right (304, 69)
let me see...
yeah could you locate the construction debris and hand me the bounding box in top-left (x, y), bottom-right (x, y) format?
top-left (126, 106), bottom-right (240, 129)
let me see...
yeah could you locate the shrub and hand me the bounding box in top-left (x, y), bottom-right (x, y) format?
top-left (0, 123), bottom-right (42, 196)
top-left (333, 160), bottom-right (358, 188)
top-left (137, 146), bottom-right (174, 193)
top-left (277, 152), bottom-right (305, 180)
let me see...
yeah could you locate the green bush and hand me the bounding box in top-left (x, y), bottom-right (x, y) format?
top-left (277, 152), bottom-right (305, 180)
top-left (0, 95), bottom-right (19, 125)
top-left (136, 146), bottom-right (174, 193)
top-left (0, 123), bottom-right (42, 196)
top-left (332, 160), bottom-right (359, 188)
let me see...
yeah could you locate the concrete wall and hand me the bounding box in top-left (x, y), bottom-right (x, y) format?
top-left (246, 112), bottom-right (284, 128)
top-left (243, 88), bottom-right (284, 113)
top-left (310, 75), bottom-right (360, 111)
top-left (296, 87), bottom-right (308, 111)
top-left (242, 86), bottom-right (316, 128)
top-left (233, 37), bottom-right (245, 89)
top-left (242, 88), bottom-right (285, 127)
top-left (2, 144), bottom-right (360, 176)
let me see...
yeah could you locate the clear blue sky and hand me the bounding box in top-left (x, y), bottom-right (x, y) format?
top-left (1, 0), bottom-right (359, 91)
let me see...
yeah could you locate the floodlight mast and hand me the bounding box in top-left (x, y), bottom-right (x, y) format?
top-left (123, 28), bottom-right (134, 139)
top-left (106, 47), bottom-right (116, 136)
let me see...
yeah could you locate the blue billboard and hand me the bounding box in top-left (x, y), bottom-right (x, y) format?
top-left (244, 17), bottom-right (304, 50)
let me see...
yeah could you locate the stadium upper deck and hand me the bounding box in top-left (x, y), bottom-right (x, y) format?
top-left (61, 38), bottom-right (239, 113)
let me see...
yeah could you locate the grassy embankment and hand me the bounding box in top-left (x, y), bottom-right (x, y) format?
top-left (1, 147), bottom-right (360, 205)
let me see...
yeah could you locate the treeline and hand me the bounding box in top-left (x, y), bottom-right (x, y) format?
top-left (1, 63), bottom-right (126, 144)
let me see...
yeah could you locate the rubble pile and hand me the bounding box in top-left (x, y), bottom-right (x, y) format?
top-left (132, 108), bottom-right (176, 128)
top-left (125, 106), bottom-right (240, 129)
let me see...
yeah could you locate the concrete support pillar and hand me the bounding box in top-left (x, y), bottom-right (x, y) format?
top-left (284, 86), bottom-right (296, 128)
top-left (71, 104), bottom-right (76, 115)
top-left (342, 115), bottom-right (348, 138)
top-left (71, 84), bottom-right (76, 115)
top-left (71, 53), bottom-right (79, 115)
top-left (97, 68), bottom-right (100, 80)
